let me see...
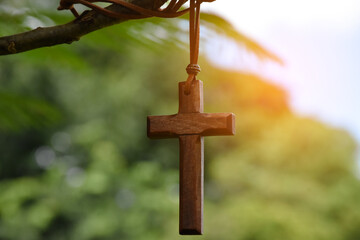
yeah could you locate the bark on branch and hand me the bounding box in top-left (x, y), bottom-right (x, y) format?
top-left (0, 0), bottom-right (168, 56)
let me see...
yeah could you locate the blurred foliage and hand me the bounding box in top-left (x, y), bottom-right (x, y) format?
top-left (1, 1), bottom-right (360, 240)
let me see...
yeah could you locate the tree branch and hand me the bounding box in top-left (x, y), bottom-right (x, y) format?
top-left (0, 0), bottom-right (168, 56)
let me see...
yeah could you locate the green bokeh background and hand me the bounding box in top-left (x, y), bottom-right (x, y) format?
top-left (1, 1), bottom-right (360, 240)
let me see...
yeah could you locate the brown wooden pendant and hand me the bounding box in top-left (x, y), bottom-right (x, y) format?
top-left (147, 80), bottom-right (235, 235)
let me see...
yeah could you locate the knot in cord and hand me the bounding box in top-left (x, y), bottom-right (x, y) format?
top-left (57, 0), bottom-right (215, 95)
top-left (186, 64), bottom-right (201, 75)
top-left (184, 0), bottom-right (210, 95)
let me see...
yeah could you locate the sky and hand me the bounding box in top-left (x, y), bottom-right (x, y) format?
top-left (202, 0), bottom-right (360, 147)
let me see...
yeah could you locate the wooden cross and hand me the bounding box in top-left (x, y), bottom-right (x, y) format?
top-left (147, 80), bottom-right (235, 235)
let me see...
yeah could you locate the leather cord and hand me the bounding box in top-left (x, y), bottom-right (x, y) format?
top-left (58, 0), bottom-right (191, 19)
top-left (58, 0), bottom-right (215, 95)
top-left (184, 0), bottom-right (214, 94)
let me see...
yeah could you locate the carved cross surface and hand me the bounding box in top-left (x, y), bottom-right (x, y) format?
top-left (147, 80), bottom-right (235, 235)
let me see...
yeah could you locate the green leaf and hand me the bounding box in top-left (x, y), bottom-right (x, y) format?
top-left (0, 91), bottom-right (61, 132)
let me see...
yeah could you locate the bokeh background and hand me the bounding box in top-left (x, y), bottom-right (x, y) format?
top-left (204, 0), bottom-right (360, 158)
top-left (0, 1), bottom-right (359, 240)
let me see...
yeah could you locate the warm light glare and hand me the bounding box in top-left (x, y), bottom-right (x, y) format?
top-left (203, 0), bottom-right (360, 146)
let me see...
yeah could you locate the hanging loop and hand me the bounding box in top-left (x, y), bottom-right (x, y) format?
top-left (184, 0), bottom-right (206, 95)
top-left (57, 0), bottom-right (216, 95)
top-left (184, 0), bottom-right (216, 95)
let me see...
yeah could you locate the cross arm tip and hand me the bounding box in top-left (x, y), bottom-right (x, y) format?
top-left (147, 115), bottom-right (179, 139)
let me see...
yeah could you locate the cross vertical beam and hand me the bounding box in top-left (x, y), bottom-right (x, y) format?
top-left (147, 80), bottom-right (235, 235)
top-left (178, 80), bottom-right (203, 235)
top-left (179, 134), bottom-right (203, 234)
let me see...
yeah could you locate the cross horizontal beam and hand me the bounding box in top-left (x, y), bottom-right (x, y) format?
top-left (147, 112), bottom-right (235, 139)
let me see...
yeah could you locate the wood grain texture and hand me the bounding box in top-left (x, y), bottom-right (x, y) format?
top-left (179, 135), bottom-right (203, 235)
top-left (147, 80), bottom-right (235, 235)
top-left (179, 80), bottom-right (203, 113)
top-left (147, 113), bottom-right (235, 138)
